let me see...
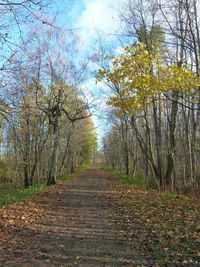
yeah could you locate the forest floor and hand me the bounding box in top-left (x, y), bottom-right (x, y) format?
top-left (0, 168), bottom-right (200, 266)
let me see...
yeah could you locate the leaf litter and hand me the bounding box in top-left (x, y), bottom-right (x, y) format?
top-left (0, 169), bottom-right (199, 266)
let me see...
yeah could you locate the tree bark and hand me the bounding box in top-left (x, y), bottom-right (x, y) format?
top-left (165, 91), bottom-right (179, 186)
top-left (48, 127), bottom-right (59, 185)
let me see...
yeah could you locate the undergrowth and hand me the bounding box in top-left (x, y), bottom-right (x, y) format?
top-left (101, 167), bottom-right (187, 199)
top-left (0, 166), bottom-right (86, 208)
top-left (0, 184), bottom-right (48, 208)
top-left (100, 167), bottom-right (147, 186)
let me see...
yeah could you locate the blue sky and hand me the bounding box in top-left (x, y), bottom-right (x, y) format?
top-left (56, 0), bottom-right (122, 36)
top-left (53, 0), bottom-right (124, 144)
top-left (4, 0), bottom-right (124, 145)
top-left (0, 1), bottom-right (125, 146)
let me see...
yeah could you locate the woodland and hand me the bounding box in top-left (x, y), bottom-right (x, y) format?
top-left (0, 0), bottom-right (97, 191)
top-left (0, 0), bottom-right (199, 198)
top-left (0, 1), bottom-right (200, 265)
top-left (0, 0), bottom-right (199, 195)
top-left (99, 0), bottom-right (200, 194)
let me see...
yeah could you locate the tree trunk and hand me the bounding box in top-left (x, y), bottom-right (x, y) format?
top-left (23, 129), bottom-right (30, 188)
top-left (124, 144), bottom-right (129, 175)
top-left (153, 101), bottom-right (163, 188)
top-left (59, 134), bottom-right (71, 176)
top-left (121, 117), bottom-right (129, 175)
top-left (47, 120), bottom-right (59, 185)
top-left (24, 161), bottom-right (30, 188)
top-left (165, 91), bottom-right (179, 186)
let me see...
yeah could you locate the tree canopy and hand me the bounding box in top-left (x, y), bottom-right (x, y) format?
top-left (97, 42), bottom-right (200, 116)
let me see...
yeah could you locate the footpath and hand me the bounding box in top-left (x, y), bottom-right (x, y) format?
top-left (0, 168), bottom-right (199, 266)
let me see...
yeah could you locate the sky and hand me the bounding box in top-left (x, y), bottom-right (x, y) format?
top-left (2, 0), bottom-right (124, 146)
top-left (58, 0), bottom-right (122, 40)
top-left (54, 0), bottom-right (124, 145)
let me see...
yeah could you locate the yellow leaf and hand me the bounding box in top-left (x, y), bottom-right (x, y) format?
top-left (167, 231), bottom-right (173, 236)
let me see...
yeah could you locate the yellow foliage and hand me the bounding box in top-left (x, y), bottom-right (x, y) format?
top-left (97, 42), bottom-right (200, 115)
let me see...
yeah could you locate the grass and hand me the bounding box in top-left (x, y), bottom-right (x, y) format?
top-left (161, 192), bottom-right (180, 198)
top-left (0, 184), bottom-right (48, 208)
top-left (57, 173), bottom-right (75, 183)
top-left (100, 167), bottom-right (188, 198)
top-left (100, 167), bottom-right (112, 172)
top-left (0, 165), bottom-right (86, 208)
top-left (154, 251), bottom-right (167, 261)
top-left (117, 172), bottom-right (147, 186)
top-left (100, 167), bottom-right (147, 186)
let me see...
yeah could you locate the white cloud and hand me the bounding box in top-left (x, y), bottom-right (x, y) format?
top-left (71, 0), bottom-right (125, 143)
top-left (115, 46), bottom-right (126, 55)
top-left (75, 0), bottom-right (124, 49)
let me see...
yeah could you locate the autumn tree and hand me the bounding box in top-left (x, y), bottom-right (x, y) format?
top-left (98, 42), bottom-right (199, 189)
top-left (0, 17), bottom-right (97, 188)
top-left (0, 0), bottom-right (53, 70)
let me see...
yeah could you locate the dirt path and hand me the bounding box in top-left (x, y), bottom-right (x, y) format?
top-left (1, 169), bottom-right (199, 266)
top-left (0, 169), bottom-right (148, 266)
